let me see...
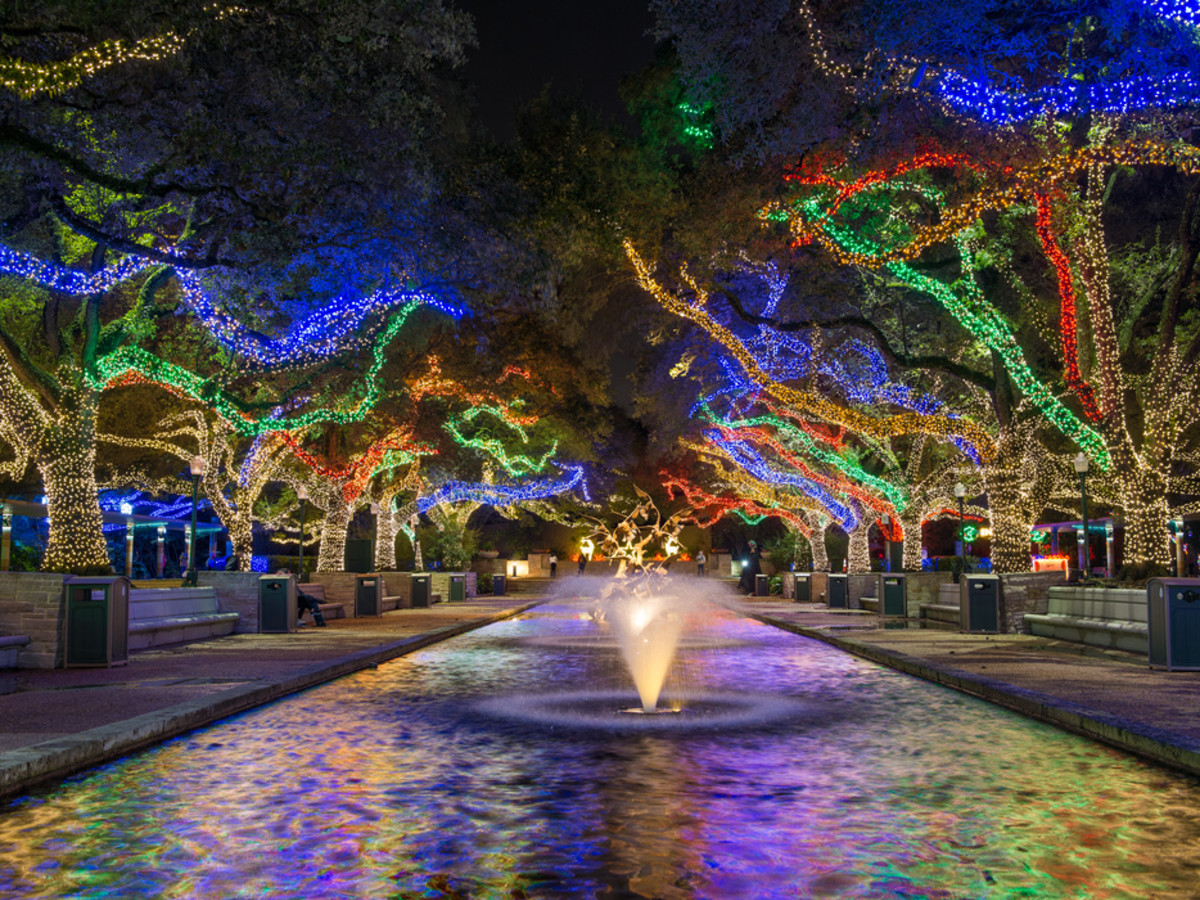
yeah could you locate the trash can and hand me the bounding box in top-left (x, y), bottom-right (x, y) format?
top-left (411, 573), bottom-right (431, 608)
top-left (794, 573), bottom-right (810, 603)
top-left (259, 575), bottom-right (297, 633)
top-left (492, 574), bottom-right (506, 596)
top-left (64, 576), bottom-right (130, 667)
top-left (1148, 578), bottom-right (1200, 670)
top-left (449, 574), bottom-right (466, 603)
top-left (356, 575), bottom-right (383, 617)
top-left (828, 573), bottom-right (848, 608)
top-left (755, 574), bottom-right (770, 597)
top-left (960, 574), bottom-right (1001, 633)
top-left (879, 573), bottom-right (907, 617)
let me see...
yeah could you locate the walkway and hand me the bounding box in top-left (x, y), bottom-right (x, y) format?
top-left (729, 597), bottom-right (1200, 778)
top-left (0, 594), bottom-right (542, 798)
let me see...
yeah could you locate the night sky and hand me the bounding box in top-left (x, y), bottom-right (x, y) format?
top-left (456, 0), bottom-right (659, 139)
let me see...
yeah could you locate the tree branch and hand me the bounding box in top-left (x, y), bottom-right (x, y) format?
top-left (49, 197), bottom-right (234, 268)
top-left (715, 290), bottom-right (995, 392)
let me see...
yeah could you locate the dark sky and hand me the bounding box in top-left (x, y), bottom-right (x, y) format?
top-left (456, 0), bottom-right (659, 140)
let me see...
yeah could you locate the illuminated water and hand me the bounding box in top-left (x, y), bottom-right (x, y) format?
top-left (2, 602), bottom-right (1199, 899)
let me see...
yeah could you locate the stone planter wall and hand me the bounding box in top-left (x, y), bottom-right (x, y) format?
top-left (0, 572), bottom-right (68, 668)
top-left (904, 572), bottom-right (956, 619)
top-left (308, 573), bottom-right (359, 613)
top-left (847, 574), bottom-right (876, 609)
top-left (199, 571), bottom-right (265, 634)
top-left (999, 571), bottom-right (1060, 633)
top-left (431, 572), bottom-right (477, 600)
top-left (808, 572), bottom-right (830, 605)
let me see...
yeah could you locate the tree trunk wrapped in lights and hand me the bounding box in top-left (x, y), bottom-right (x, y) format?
top-left (0, 349), bottom-right (111, 571)
top-left (374, 500), bottom-right (397, 570)
top-left (804, 511), bottom-right (831, 572)
top-left (314, 497), bottom-right (352, 573)
top-left (846, 508), bottom-right (871, 574)
top-left (39, 386), bottom-right (111, 572)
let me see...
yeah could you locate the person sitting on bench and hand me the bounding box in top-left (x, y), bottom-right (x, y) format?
top-left (297, 587), bottom-right (326, 627)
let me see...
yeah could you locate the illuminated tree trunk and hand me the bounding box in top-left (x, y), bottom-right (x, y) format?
top-left (225, 508), bottom-right (254, 572)
top-left (1110, 439), bottom-right (1170, 567)
top-left (984, 456), bottom-right (1033, 574)
top-left (374, 503), bottom-right (396, 569)
top-left (38, 384), bottom-right (110, 572)
top-left (803, 512), bottom-right (830, 571)
top-left (847, 521), bottom-right (870, 574)
top-left (900, 511), bottom-right (924, 572)
top-left (316, 500), bottom-right (352, 572)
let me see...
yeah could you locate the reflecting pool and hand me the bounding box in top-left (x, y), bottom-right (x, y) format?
top-left (2, 601), bottom-right (1199, 899)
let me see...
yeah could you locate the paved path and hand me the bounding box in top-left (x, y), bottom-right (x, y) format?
top-left (729, 598), bottom-right (1200, 778)
top-left (0, 595), bottom-right (540, 798)
top-left (4, 586), bottom-right (1200, 800)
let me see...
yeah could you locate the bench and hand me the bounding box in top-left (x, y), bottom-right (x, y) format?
top-left (0, 634), bottom-right (30, 668)
top-left (1024, 586), bottom-right (1148, 654)
top-left (128, 587), bottom-right (240, 650)
top-left (298, 583), bottom-right (348, 619)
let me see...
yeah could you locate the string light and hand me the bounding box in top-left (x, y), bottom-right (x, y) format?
top-left (416, 465), bottom-right (584, 514)
top-left (175, 272), bottom-right (462, 371)
top-left (625, 239), bottom-right (997, 459)
top-left (0, 32), bottom-right (187, 99)
top-left (1033, 193), bottom-right (1103, 422)
top-left (662, 472), bottom-right (814, 536)
top-left (765, 186), bottom-right (1111, 467)
top-left (0, 245), bottom-right (153, 294)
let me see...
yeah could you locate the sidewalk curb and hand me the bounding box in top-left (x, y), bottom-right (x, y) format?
top-left (748, 611), bottom-right (1200, 779)
top-left (0, 602), bottom-right (538, 800)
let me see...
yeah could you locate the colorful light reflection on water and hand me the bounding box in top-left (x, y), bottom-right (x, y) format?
top-left (2, 603), bottom-right (1199, 899)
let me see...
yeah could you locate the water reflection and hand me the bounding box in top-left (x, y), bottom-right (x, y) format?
top-left (1, 602), bottom-right (1198, 898)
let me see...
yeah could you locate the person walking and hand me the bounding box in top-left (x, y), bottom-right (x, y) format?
top-left (549, 553), bottom-right (558, 577)
top-left (696, 549), bottom-right (707, 576)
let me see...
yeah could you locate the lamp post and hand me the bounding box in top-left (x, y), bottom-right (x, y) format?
top-left (296, 485), bottom-right (308, 580)
top-left (184, 455), bottom-right (206, 587)
top-left (953, 482), bottom-right (967, 579)
top-left (881, 514), bottom-right (892, 572)
top-left (369, 502), bottom-right (380, 572)
top-left (1074, 453), bottom-right (1091, 579)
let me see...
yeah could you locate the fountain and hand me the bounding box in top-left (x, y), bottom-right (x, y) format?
top-left (586, 488), bottom-right (691, 714)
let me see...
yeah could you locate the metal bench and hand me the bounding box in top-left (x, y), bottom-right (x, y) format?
top-left (1024, 586), bottom-right (1148, 653)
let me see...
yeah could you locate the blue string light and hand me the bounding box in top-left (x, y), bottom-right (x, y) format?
top-left (416, 465), bottom-right (585, 514)
top-left (934, 68), bottom-right (1200, 125)
top-left (0, 245), bottom-right (152, 294)
top-left (707, 432), bottom-right (858, 528)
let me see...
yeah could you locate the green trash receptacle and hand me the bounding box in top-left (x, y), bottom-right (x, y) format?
top-left (755, 574), bottom-right (770, 597)
top-left (259, 575), bottom-right (297, 633)
top-left (411, 574), bottom-right (431, 608)
top-left (1148, 578), bottom-right (1200, 670)
top-left (356, 575), bottom-right (383, 617)
top-left (828, 574), bottom-right (848, 608)
top-left (449, 574), bottom-right (465, 603)
top-left (492, 574), bottom-right (506, 596)
top-left (794, 574), bottom-right (810, 603)
top-left (960, 574), bottom-right (1001, 633)
top-left (879, 573), bottom-right (908, 617)
top-left (64, 576), bottom-right (130, 667)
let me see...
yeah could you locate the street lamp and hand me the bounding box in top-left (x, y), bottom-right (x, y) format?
top-left (881, 514), bottom-right (892, 572)
top-left (953, 482), bottom-right (967, 580)
top-left (184, 455), bottom-right (206, 587)
top-left (1074, 453), bottom-right (1091, 579)
top-left (296, 485), bottom-right (308, 579)
top-left (369, 502), bottom-right (380, 572)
